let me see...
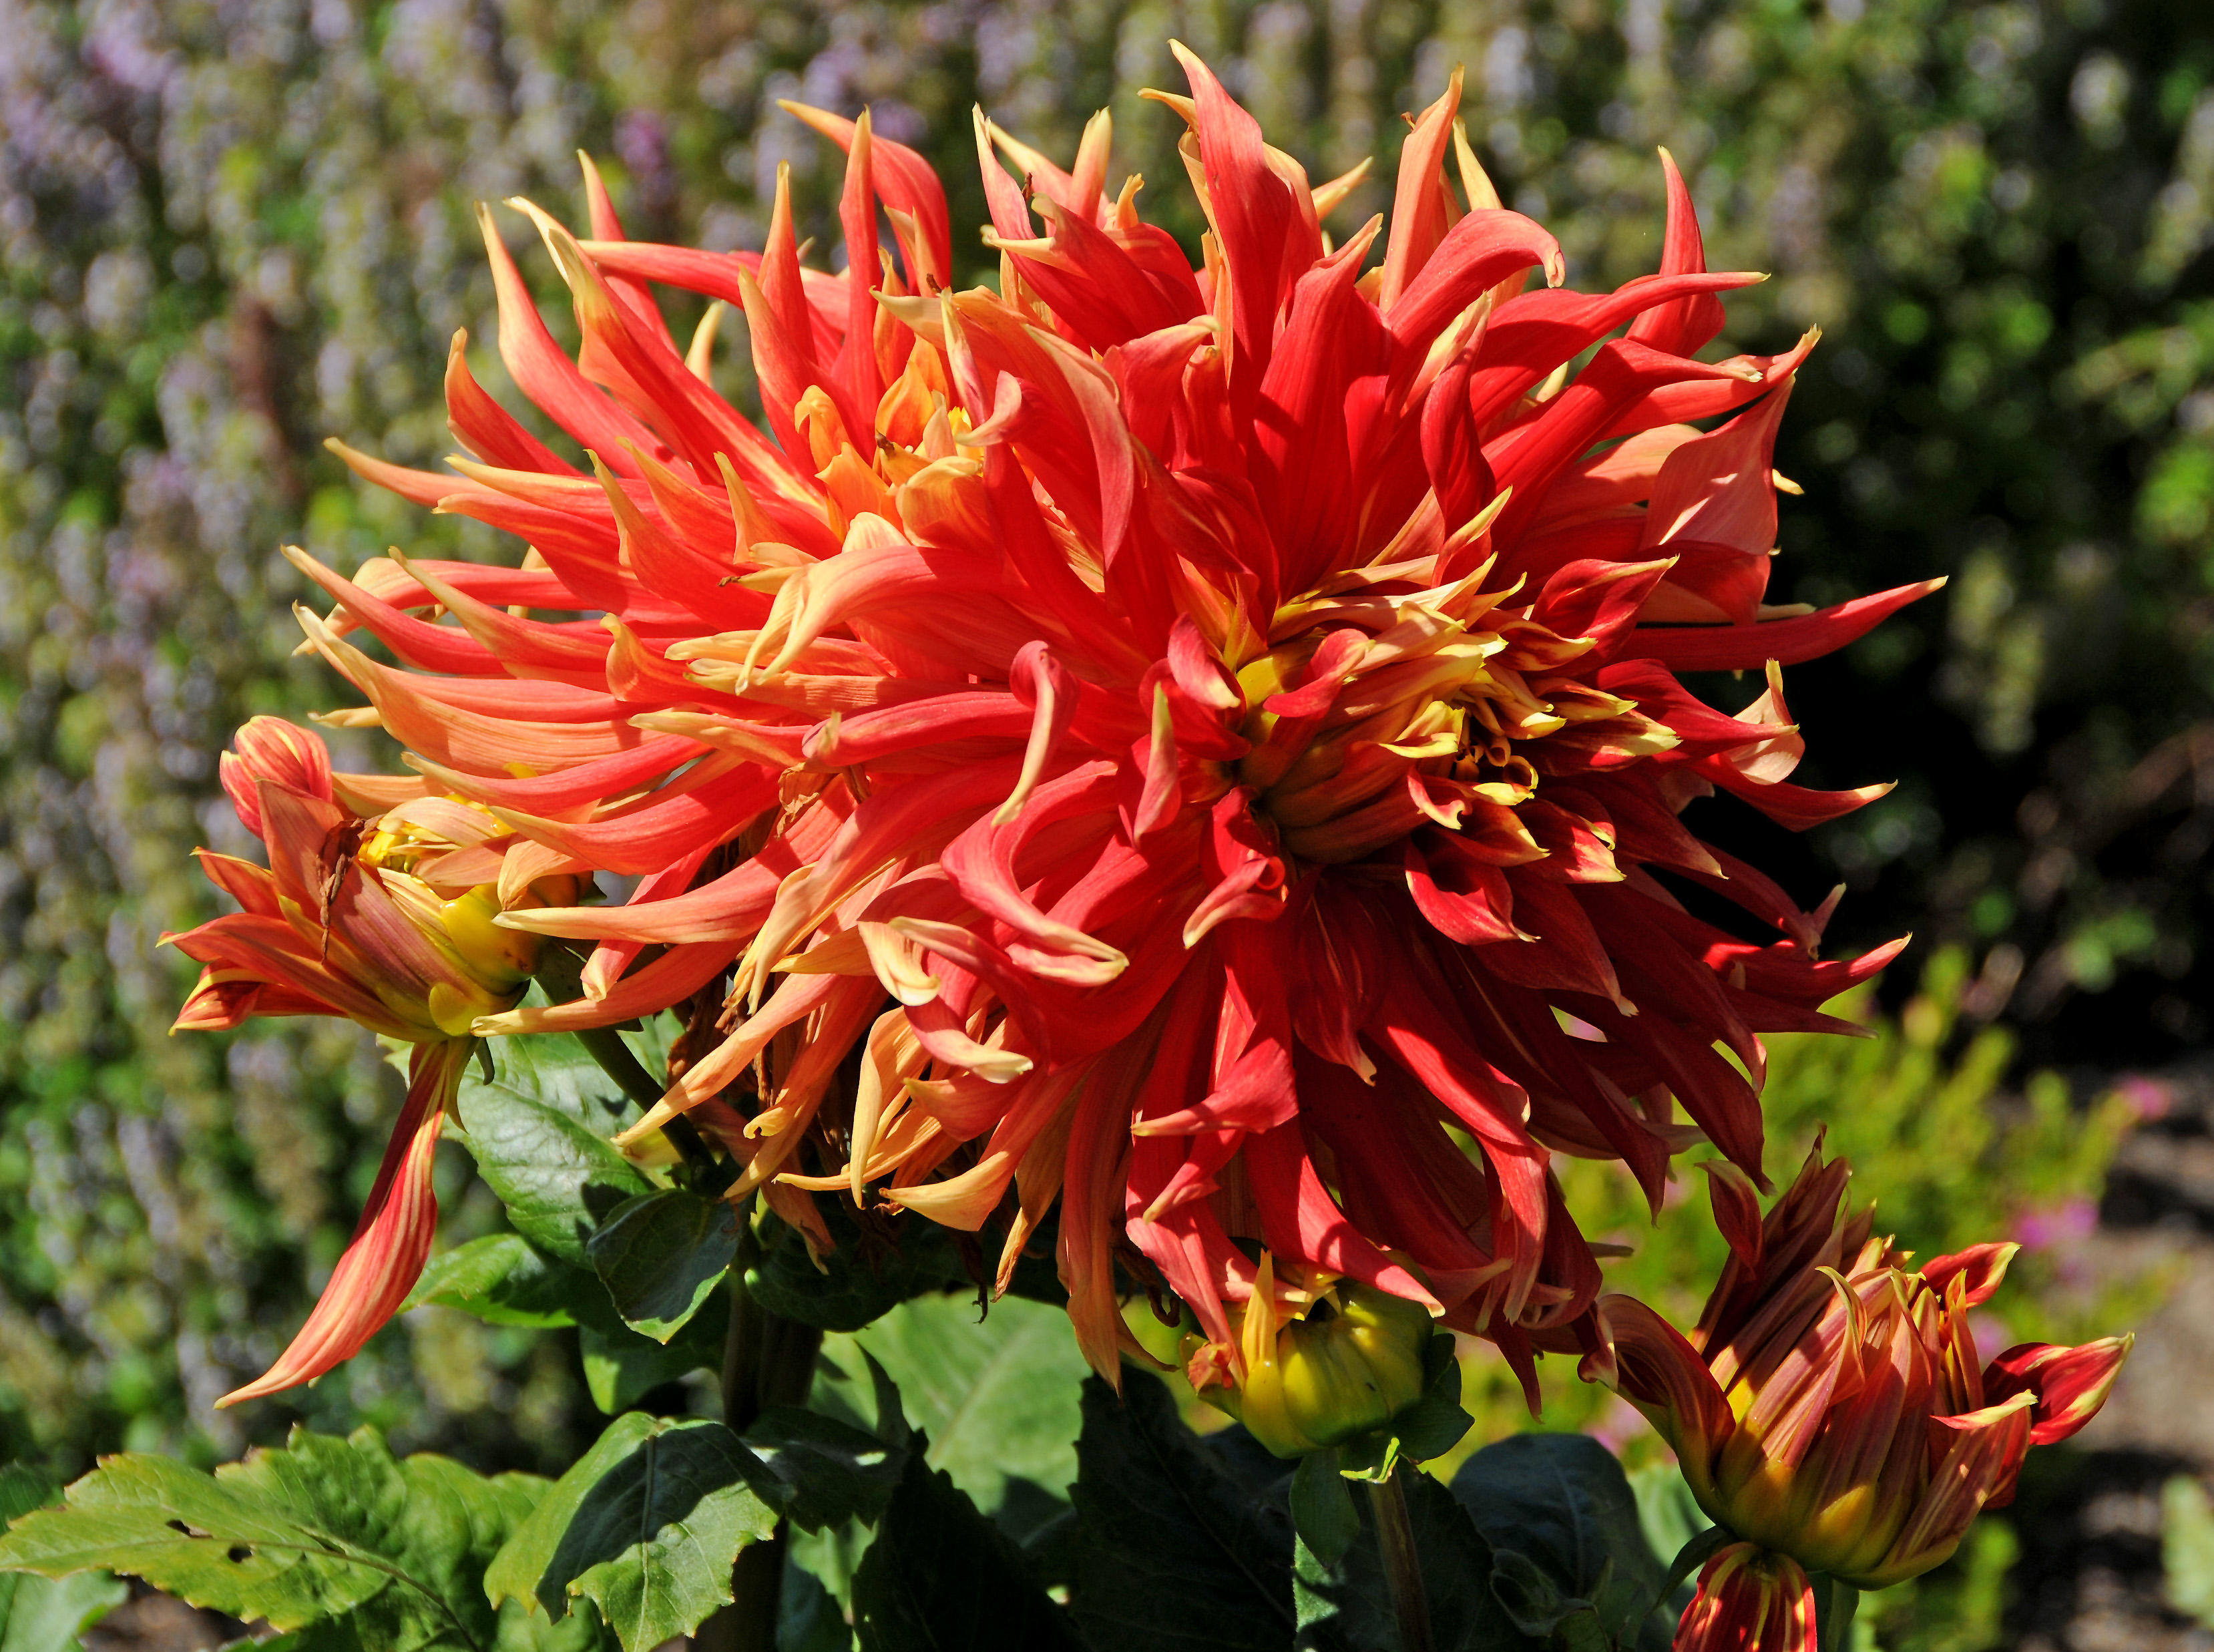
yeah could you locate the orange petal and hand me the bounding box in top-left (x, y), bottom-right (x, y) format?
top-left (218, 1040), bottom-right (468, 1406)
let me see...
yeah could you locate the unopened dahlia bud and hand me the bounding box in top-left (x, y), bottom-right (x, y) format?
top-left (1190, 1256), bottom-right (1432, 1458)
top-left (1601, 1147), bottom-right (2130, 1650)
top-left (1677, 1543), bottom-right (1817, 1652)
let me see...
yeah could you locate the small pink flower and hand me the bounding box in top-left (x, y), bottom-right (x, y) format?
top-left (2013, 1196), bottom-right (2097, 1252)
top-left (2112, 1074), bottom-right (2172, 1121)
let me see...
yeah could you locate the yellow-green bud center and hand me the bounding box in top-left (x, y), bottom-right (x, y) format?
top-left (1203, 1283), bottom-right (1431, 1458)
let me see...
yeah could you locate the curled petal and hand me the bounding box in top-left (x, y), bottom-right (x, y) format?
top-left (1983, 1335), bottom-right (2133, 1449)
top-left (1598, 1293), bottom-right (1737, 1506)
top-left (218, 1040), bottom-right (469, 1406)
top-left (1854, 1393), bottom-right (2034, 1587)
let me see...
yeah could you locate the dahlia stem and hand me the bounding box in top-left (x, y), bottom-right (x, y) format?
top-left (1813, 1575), bottom-right (1859, 1652)
top-left (533, 948), bottom-right (718, 1170)
top-left (1367, 1468), bottom-right (1434, 1652)
top-left (695, 1234), bottom-right (823, 1652)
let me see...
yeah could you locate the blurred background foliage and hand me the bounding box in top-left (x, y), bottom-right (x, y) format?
top-left (0, 0), bottom-right (2205, 1575)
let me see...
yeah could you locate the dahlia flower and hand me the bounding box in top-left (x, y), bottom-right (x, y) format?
top-left (167, 718), bottom-right (575, 1403)
top-left (1602, 1148), bottom-right (2129, 1649)
top-left (217, 49), bottom-right (1933, 1393)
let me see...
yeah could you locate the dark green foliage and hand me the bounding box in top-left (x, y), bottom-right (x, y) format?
top-left (586, 1190), bottom-right (740, 1344)
top-left (576, 1297), bottom-right (727, 1418)
top-left (1293, 1473), bottom-right (1532, 1652)
top-left (740, 1409), bottom-right (904, 1535)
top-left (484, 1413), bottom-right (780, 1649)
top-left (743, 1206), bottom-right (965, 1334)
top-left (404, 1235), bottom-right (586, 1331)
top-left (1067, 1373), bottom-right (1296, 1652)
top-left (1461, 1426), bottom-right (1665, 1647)
top-left (1066, 1380), bottom-right (1676, 1652)
top-left (818, 1293), bottom-right (1088, 1520)
top-left (1290, 1452), bottom-right (1361, 1567)
top-left (455, 1079), bottom-right (653, 1274)
top-left (851, 1451), bottom-right (1082, 1652)
top-left (0, 1464), bottom-right (125, 1648)
top-left (1451, 1435), bottom-right (1673, 1651)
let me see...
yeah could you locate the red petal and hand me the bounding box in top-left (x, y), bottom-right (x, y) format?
top-left (1632, 580), bottom-right (1946, 673)
top-left (1624, 149), bottom-right (1727, 357)
top-left (1983, 1335), bottom-right (2133, 1449)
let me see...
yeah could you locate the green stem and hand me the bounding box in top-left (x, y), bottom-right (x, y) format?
top-left (571, 1023), bottom-right (718, 1172)
top-left (1367, 1469), bottom-right (1434, 1652)
top-left (694, 1235), bottom-right (824, 1652)
top-left (532, 946), bottom-right (718, 1173)
top-left (1813, 1574), bottom-right (1860, 1652)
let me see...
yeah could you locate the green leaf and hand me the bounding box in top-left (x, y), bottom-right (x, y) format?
top-left (586, 1189), bottom-right (739, 1342)
top-left (0, 1567), bottom-right (123, 1652)
top-left (2165, 1474), bottom-right (2214, 1629)
top-left (485, 1413), bottom-right (781, 1652)
top-left (0, 1465), bottom-right (125, 1652)
top-left (578, 1293), bottom-right (727, 1416)
top-left (778, 1555), bottom-right (853, 1652)
top-left (1450, 1434), bottom-right (1669, 1649)
top-left (788, 1521), bottom-right (871, 1617)
top-left (1290, 1452), bottom-right (1359, 1567)
top-left (821, 1293), bottom-right (1086, 1516)
top-left (480, 1030), bottom-right (647, 1128)
top-left (405, 1235), bottom-right (587, 1329)
top-left (744, 1205), bottom-right (965, 1333)
top-left (1068, 1371), bottom-right (1295, 1652)
top-left (742, 1409), bottom-right (905, 1534)
top-left (456, 1082), bottom-right (653, 1271)
top-left (0, 1428), bottom-right (580, 1652)
top-left (851, 1451), bottom-right (1080, 1652)
top-left (1393, 1336), bottom-right (1476, 1463)
top-left (1293, 1471), bottom-right (1538, 1652)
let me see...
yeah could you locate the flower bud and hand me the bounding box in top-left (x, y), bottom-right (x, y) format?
top-left (1605, 1148), bottom-right (2132, 1597)
top-left (1191, 1255), bottom-right (1432, 1458)
top-left (1677, 1542), bottom-right (1817, 1652)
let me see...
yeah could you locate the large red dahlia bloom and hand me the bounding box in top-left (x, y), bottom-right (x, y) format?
top-left (256, 51), bottom-right (1928, 1388)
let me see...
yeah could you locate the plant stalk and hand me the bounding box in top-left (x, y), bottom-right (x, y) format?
top-left (1814, 1573), bottom-right (1860, 1652)
top-left (1367, 1468), bottom-right (1434, 1652)
top-left (694, 1247), bottom-right (823, 1652)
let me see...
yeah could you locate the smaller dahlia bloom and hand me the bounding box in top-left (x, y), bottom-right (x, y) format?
top-left (166, 718), bottom-right (576, 1404)
top-left (1599, 1149), bottom-right (2129, 1649)
top-left (1188, 1251), bottom-right (1432, 1458)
